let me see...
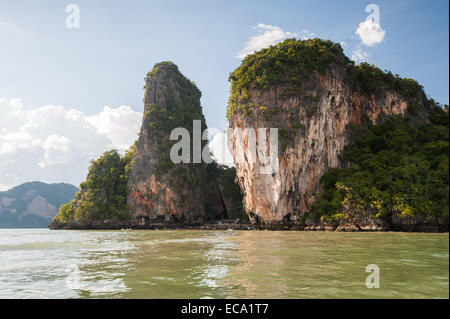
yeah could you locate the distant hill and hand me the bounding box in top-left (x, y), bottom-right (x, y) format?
top-left (0, 182), bottom-right (78, 228)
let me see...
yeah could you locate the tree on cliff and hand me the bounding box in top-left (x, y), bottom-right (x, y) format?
top-left (307, 103), bottom-right (449, 225)
top-left (51, 144), bottom-right (135, 225)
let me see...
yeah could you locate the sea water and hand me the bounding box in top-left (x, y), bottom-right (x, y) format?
top-left (0, 229), bottom-right (447, 298)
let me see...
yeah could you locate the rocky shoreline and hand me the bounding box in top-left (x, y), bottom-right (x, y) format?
top-left (48, 218), bottom-right (449, 232)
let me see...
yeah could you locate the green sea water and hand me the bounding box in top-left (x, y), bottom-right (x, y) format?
top-left (0, 229), bottom-right (448, 298)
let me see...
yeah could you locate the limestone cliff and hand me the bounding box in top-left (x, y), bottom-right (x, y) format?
top-left (128, 62), bottom-right (227, 225)
top-left (227, 39), bottom-right (430, 225)
top-left (50, 62), bottom-right (245, 229)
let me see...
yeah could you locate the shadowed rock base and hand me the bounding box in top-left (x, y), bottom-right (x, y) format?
top-left (48, 218), bottom-right (448, 232)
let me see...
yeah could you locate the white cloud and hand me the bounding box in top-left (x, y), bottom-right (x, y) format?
top-left (0, 131), bottom-right (37, 154)
top-left (351, 45), bottom-right (369, 63)
top-left (43, 135), bottom-right (71, 152)
top-left (236, 24), bottom-right (297, 59)
top-left (0, 98), bottom-right (141, 191)
top-left (86, 106), bottom-right (141, 151)
top-left (300, 30), bottom-right (317, 40)
top-left (355, 19), bottom-right (386, 47)
top-left (38, 135), bottom-right (71, 168)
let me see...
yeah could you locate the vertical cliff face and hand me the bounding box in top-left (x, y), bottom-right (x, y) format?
top-left (227, 39), bottom-right (428, 224)
top-left (127, 62), bottom-right (224, 225)
top-left (50, 61), bottom-right (246, 229)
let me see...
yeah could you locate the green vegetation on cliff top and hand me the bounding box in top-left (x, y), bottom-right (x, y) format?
top-left (227, 38), bottom-right (424, 120)
top-left (305, 103), bottom-right (449, 224)
top-left (144, 61), bottom-right (207, 177)
top-left (144, 61), bottom-right (206, 136)
top-left (53, 144), bottom-right (135, 225)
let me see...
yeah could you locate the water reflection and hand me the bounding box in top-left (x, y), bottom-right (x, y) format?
top-left (0, 229), bottom-right (447, 299)
top-left (223, 231), bottom-right (449, 298)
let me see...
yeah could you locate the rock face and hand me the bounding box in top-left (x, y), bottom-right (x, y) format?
top-left (49, 61), bottom-right (245, 229)
top-left (227, 39), bottom-right (428, 225)
top-left (127, 62), bottom-right (226, 225)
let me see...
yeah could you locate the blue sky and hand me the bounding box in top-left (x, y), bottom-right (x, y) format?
top-left (0, 0), bottom-right (448, 189)
top-left (1, 0), bottom-right (448, 128)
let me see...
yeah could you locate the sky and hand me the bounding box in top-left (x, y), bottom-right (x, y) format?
top-left (0, 0), bottom-right (449, 190)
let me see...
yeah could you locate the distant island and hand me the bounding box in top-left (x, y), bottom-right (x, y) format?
top-left (0, 182), bottom-right (78, 228)
top-left (49, 39), bottom-right (449, 232)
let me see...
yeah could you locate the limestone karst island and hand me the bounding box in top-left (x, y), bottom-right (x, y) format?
top-left (1, 1), bottom-right (448, 302)
top-left (49, 39), bottom-right (449, 233)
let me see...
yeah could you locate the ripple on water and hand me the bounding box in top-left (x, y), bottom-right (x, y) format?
top-left (0, 229), bottom-right (447, 299)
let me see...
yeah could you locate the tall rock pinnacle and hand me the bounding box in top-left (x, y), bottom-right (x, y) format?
top-left (127, 61), bottom-right (224, 224)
